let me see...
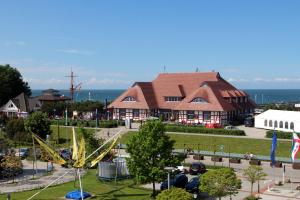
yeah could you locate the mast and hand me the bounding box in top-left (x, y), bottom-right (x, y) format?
top-left (65, 69), bottom-right (82, 102)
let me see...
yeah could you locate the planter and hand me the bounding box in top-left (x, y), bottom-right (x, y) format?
top-left (193, 155), bottom-right (204, 160)
top-left (211, 156), bottom-right (222, 162)
top-left (249, 160), bottom-right (261, 165)
top-left (292, 163), bottom-right (300, 170)
top-left (229, 158), bottom-right (241, 164)
top-left (270, 161), bottom-right (282, 168)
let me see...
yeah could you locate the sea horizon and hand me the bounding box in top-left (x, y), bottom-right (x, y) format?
top-left (31, 88), bottom-right (300, 105)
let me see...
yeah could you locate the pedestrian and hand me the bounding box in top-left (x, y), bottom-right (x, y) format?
top-left (107, 131), bottom-right (110, 137)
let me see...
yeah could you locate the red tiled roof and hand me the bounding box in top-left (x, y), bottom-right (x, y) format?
top-left (109, 72), bottom-right (254, 111)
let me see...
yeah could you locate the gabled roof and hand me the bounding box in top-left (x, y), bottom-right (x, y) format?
top-left (109, 72), bottom-right (254, 111)
top-left (109, 84), bottom-right (151, 109)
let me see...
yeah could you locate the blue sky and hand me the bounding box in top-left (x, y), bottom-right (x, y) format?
top-left (0, 1), bottom-right (300, 89)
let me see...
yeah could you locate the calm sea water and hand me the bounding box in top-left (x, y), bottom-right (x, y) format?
top-left (32, 89), bottom-right (300, 105)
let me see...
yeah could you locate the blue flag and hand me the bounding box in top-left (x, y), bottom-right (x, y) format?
top-left (270, 130), bottom-right (277, 167)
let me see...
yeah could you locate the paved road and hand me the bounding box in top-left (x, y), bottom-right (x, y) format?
top-left (0, 159), bottom-right (79, 194)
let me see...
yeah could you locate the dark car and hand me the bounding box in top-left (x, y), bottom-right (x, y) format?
top-left (244, 117), bottom-right (254, 127)
top-left (189, 162), bottom-right (206, 175)
top-left (186, 177), bottom-right (200, 193)
top-left (59, 149), bottom-right (72, 160)
top-left (160, 174), bottom-right (188, 190)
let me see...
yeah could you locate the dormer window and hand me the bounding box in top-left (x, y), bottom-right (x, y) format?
top-left (191, 97), bottom-right (208, 103)
top-left (165, 96), bottom-right (182, 102)
top-left (123, 96), bottom-right (136, 102)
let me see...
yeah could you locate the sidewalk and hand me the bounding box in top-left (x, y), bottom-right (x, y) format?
top-left (0, 160), bottom-right (77, 194)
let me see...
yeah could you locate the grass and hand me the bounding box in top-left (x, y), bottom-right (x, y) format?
top-left (120, 131), bottom-right (296, 158)
top-left (0, 169), bottom-right (152, 200)
top-left (50, 126), bottom-right (100, 147)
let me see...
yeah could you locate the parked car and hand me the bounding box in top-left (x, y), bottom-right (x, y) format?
top-left (205, 123), bottom-right (222, 129)
top-left (160, 174), bottom-right (188, 190)
top-left (186, 177), bottom-right (200, 193)
top-left (15, 148), bottom-right (29, 159)
top-left (59, 149), bottom-right (72, 160)
top-left (244, 117), bottom-right (254, 127)
top-left (224, 125), bottom-right (239, 130)
top-left (189, 162), bottom-right (206, 175)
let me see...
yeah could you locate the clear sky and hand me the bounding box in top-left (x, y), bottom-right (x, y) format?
top-left (0, 1), bottom-right (300, 89)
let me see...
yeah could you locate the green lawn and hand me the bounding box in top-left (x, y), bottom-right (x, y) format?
top-left (50, 126), bottom-right (100, 147)
top-left (121, 131), bottom-right (296, 158)
top-left (0, 169), bottom-right (151, 200)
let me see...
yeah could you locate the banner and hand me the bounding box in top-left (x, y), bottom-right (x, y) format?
top-left (32, 134), bottom-right (66, 165)
top-left (90, 138), bottom-right (118, 167)
top-left (270, 130), bottom-right (277, 167)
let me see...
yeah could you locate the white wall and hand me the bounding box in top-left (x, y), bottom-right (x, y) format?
top-left (255, 116), bottom-right (300, 132)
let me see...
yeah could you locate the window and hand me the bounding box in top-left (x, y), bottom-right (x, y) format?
top-left (279, 121), bottom-right (283, 128)
top-left (187, 111), bottom-right (195, 120)
top-left (285, 122), bottom-right (289, 129)
top-left (290, 122), bottom-right (294, 130)
top-left (119, 109), bottom-right (126, 117)
top-left (165, 96), bottom-right (182, 102)
top-left (133, 109), bottom-right (139, 118)
top-left (203, 111), bottom-right (211, 121)
top-left (191, 97), bottom-right (208, 103)
top-left (269, 120), bottom-right (273, 127)
top-left (274, 121), bottom-right (278, 128)
top-left (264, 120), bottom-right (268, 127)
top-left (123, 96), bottom-right (136, 102)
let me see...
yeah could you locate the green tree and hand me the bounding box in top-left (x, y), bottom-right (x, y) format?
top-left (156, 188), bottom-right (193, 200)
top-left (25, 111), bottom-right (51, 139)
top-left (200, 168), bottom-right (241, 200)
top-left (126, 120), bottom-right (176, 196)
top-left (4, 118), bottom-right (25, 140)
top-left (0, 155), bottom-right (23, 183)
top-left (243, 165), bottom-right (267, 196)
top-left (0, 64), bottom-right (31, 106)
top-left (78, 127), bottom-right (104, 156)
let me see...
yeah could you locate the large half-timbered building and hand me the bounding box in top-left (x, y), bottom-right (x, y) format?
top-left (108, 72), bottom-right (255, 125)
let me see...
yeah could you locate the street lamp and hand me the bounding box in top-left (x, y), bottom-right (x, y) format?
top-left (164, 167), bottom-right (176, 190)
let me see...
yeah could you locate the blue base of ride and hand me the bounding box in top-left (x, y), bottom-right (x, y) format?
top-left (65, 190), bottom-right (91, 200)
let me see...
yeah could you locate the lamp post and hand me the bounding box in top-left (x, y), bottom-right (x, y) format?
top-left (164, 167), bottom-right (176, 190)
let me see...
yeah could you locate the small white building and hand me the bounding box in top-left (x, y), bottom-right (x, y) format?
top-left (255, 109), bottom-right (300, 132)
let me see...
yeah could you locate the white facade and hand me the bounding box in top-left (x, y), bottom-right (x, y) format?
top-left (255, 109), bottom-right (300, 132)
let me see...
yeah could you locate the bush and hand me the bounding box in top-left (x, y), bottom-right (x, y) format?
top-left (156, 188), bottom-right (193, 200)
top-left (244, 195), bottom-right (258, 200)
top-left (165, 124), bottom-right (246, 136)
top-left (50, 119), bottom-right (119, 128)
top-left (265, 130), bottom-right (297, 139)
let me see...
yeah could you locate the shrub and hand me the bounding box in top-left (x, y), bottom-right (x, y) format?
top-left (244, 195), bottom-right (258, 200)
top-left (165, 124), bottom-right (246, 136)
top-left (156, 188), bottom-right (193, 200)
top-left (265, 130), bottom-right (298, 139)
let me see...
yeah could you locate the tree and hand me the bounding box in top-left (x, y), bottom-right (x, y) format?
top-left (0, 155), bottom-right (22, 182)
top-left (25, 111), bottom-right (51, 139)
top-left (0, 64), bottom-right (31, 106)
top-left (78, 127), bottom-right (104, 156)
top-left (200, 168), bottom-right (241, 200)
top-left (243, 165), bottom-right (267, 196)
top-left (156, 188), bottom-right (193, 200)
top-left (4, 118), bottom-right (25, 139)
top-left (126, 120), bottom-right (176, 196)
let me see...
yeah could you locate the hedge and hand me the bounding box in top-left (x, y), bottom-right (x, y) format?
top-left (50, 119), bottom-right (124, 128)
top-left (165, 124), bottom-right (246, 136)
top-left (265, 130), bottom-right (299, 139)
